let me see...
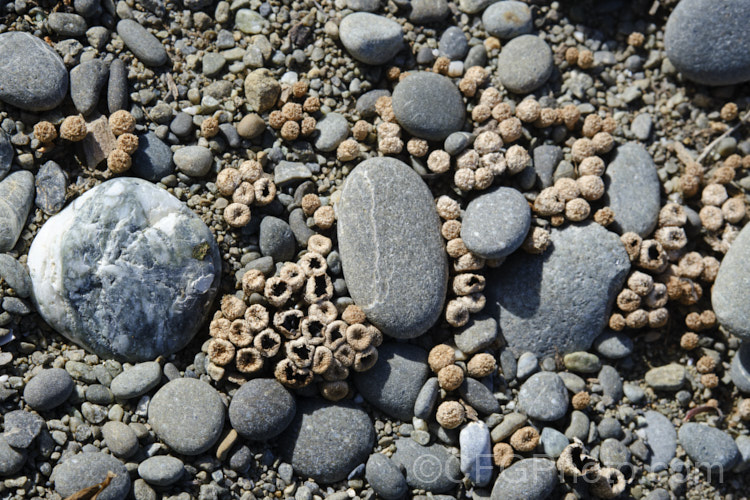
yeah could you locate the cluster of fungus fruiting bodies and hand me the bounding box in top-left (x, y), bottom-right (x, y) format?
top-left (215, 160), bottom-right (277, 228)
top-left (267, 79), bottom-right (320, 142)
top-left (205, 235), bottom-right (382, 401)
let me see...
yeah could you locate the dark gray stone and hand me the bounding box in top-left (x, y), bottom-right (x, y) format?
top-left (170, 112), bottom-right (193, 137)
top-left (518, 372), bottom-right (568, 422)
top-left (23, 368), bottom-right (74, 411)
top-left (439, 26), bottom-right (469, 60)
top-left (598, 417), bottom-right (623, 440)
top-left (48, 13), bottom-right (88, 37)
top-left (229, 378), bottom-right (296, 441)
top-left (107, 59), bottom-right (129, 114)
top-left (603, 143), bottom-right (660, 237)
top-left (600, 438), bottom-right (631, 472)
top-left (482, 1), bottom-right (532, 39)
top-left (338, 158), bottom-right (447, 339)
top-left (0, 436), bottom-right (26, 476)
top-left (74, 0), bottom-right (101, 17)
top-left (131, 132), bottom-right (174, 181)
top-left (138, 456), bottom-right (184, 486)
top-left (53, 453), bottom-right (130, 500)
top-left (289, 208), bottom-right (316, 247)
top-left (148, 378), bottom-right (225, 456)
top-left (85, 384), bottom-right (114, 405)
top-left (365, 453), bottom-right (408, 500)
top-left (353, 343), bottom-right (429, 421)
top-left (532, 145), bottom-right (562, 188)
top-left (409, 0), bottom-right (449, 23)
top-left (713, 224), bottom-right (750, 341)
top-left (339, 13), bottom-right (403, 65)
top-left (453, 314), bottom-right (498, 354)
top-left (110, 362), bottom-right (162, 399)
top-left (279, 398), bottom-right (374, 483)
top-left (0, 32), bottom-right (68, 111)
top-left (730, 341), bottom-right (750, 393)
top-left (664, 0), bottom-right (750, 85)
top-left (274, 161), bottom-right (312, 186)
top-left (593, 330), bottom-right (634, 359)
top-left (460, 422), bottom-right (492, 486)
top-left (458, 377), bottom-right (501, 415)
top-left (70, 59), bottom-right (109, 116)
top-left (0, 254), bottom-right (32, 298)
top-left (0, 130), bottom-right (12, 180)
top-left (314, 113), bottom-right (349, 152)
top-left (490, 458), bottom-right (557, 500)
top-left (392, 72), bottom-right (465, 141)
top-left (356, 89), bottom-right (390, 119)
top-left (102, 421), bottom-right (138, 458)
top-left (0, 171), bottom-right (35, 253)
top-left (173, 146), bottom-right (213, 177)
top-left (444, 132), bottom-right (472, 156)
top-left (487, 222), bottom-right (630, 358)
top-left (465, 44), bottom-right (488, 69)
top-left (28, 178), bottom-right (221, 362)
top-left (598, 365), bottom-right (623, 402)
top-left (643, 410), bottom-right (676, 472)
top-left (540, 427), bottom-right (568, 458)
top-left (679, 423), bottom-right (740, 474)
top-left (117, 20), bottom-right (169, 67)
top-left (3, 410), bottom-right (44, 448)
top-left (35, 160), bottom-right (67, 215)
top-left (461, 186), bottom-right (530, 259)
top-left (496, 35), bottom-right (553, 94)
top-left (413, 377), bottom-right (439, 419)
top-left (391, 438), bottom-right (461, 493)
top-left (259, 216), bottom-right (296, 263)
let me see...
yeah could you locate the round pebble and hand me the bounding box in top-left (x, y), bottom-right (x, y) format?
top-left (173, 146), bottom-right (214, 177)
top-left (110, 361), bottom-right (162, 400)
top-left (482, 1), bottom-right (533, 39)
top-left (461, 186), bottom-right (530, 260)
top-left (518, 372), bottom-right (568, 421)
top-left (138, 456), bottom-right (185, 486)
top-left (339, 13), bottom-right (404, 66)
top-left (23, 368), bottom-right (74, 411)
top-left (228, 378), bottom-right (296, 441)
top-left (53, 453), bottom-right (130, 500)
top-left (496, 35), bottom-right (554, 93)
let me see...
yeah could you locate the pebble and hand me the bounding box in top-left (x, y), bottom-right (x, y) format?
top-left (645, 363), bottom-right (685, 391)
top-left (35, 160), bottom-right (67, 216)
top-left (592, 330), bottom-right (634, 359)
top-left (0, 254), bottom-right (32, 298)
top-left (643, 410), bottom-right (677, 472)
top-left (0, 436), bottom-right (26, 476)
top-left (259, 216), bottom-right (296, 262)
top-left (3, 410), bottom-right (44, 448)
top-left (391, 71), bottom-right (465, 141)
top-left (28, 178), bottom-right (220, 362)
top-left (444, 131), bottom-right (472, 156)
top-left (53, 452), bottom-right (130, 500)
top-left (279, 398), bottom-right (374, 483)
top-left (337, 158), bottom-right (447, 338)
top-left (86, 384), bottom-right (114, 405)
top-left (713, 223), bottom-right (750, 341)
top-left (110, 362), bottom-right (162, 400)
top-left (623, 383), bottom-right (646, 404)
top-left (465, 44), bottom-right (487, 68)
top-left (460, 422), bottom-right (492, 486)
top-left (557, 372), bottom-right (586, 394)
top-left (414, 377), bottom-right (439, 420)
top-left (131, 132), bottom-right (175, 181)
top-left (148, 378), bottom-right (225, 456)
top-left (598, 365), bottom-right (623, 403)
top-left (228, 378), bottom-right (296, 441)
top-left (458, 377), bottom-right (501, 415)
top-left (391, 438), bottom-right (461, 494)
top-left (289, 208), bottom-right (316, 246)
top-left (735, 435), bottom-right (750, 472)
top-left (631, 113), bottom-right (653, 141)
top-left (600, 438), bottom-right (631, 472)
top-left (518, 372), bottom-right (568, 421)
top-left (0, 130), bottom-right (12, 180)
top-left (347, 0), bottom-right (380, 11)
top-left (564, 410), bottom-right (589, 442)
top-left (516, 352), bottom-right (539, 380)
top-left (540, 427), bottom-right (569, 458)
top-left (339, 13), bottom-right (404, 66)
top-left (453, 314), bottom-right (498, 355)
top-left (102, 421), bottom-right (138, 458)
top-left (603, 143), bottom-right (661, 237)
top-left (482, 1), bottom-right (533, 39)
top-left (532, 145), bottom-right (562, 189)
top-left (461, 186), bottom-right (530, 259)
top-left (274, 161), bottom-right (312, 186)
top-left (107, 58), bottom-right (129, 113)
top-left (236, 113), bottom-right (265, 139)
top-left (202, 52), bottom-right (226, 77)
top-left (70, 59), bottom-right (109, 116)
top-left (490, 458), bottom-right (557, 500)
top-left (491, 412), bottom-right (527, 442)
top-left (138, 456), bottom-right (185, 486)
top-left (409, 0), bottom-right (449, 23)
top-left (173, 146), bottom-right (213, 177)
top-left (356, 89), bottom-right (391, 119)
top-left (117, 19), bottom-right (169, 67)
top-left (598, 417), bottom-right (623, 440)
top-left (353, 343), bottom-right (429, 421)
top-left (0, 171), bottom-right (34, 253)
top-left (460, 0), bottom-right (491, 14)
top-left (365, 453), bottom-right (408, 500)
top-left (48, 12), bottom-right (87, 37)
top-left (730, 341), bottom-right (750, 393)
top-left (678, 423), bottom-right (740, 473)
top-left (486, 222), bottom-right (630, 358)
top-left (664, 0), bottom-right (750, 85)
top-left (235, 9), bottom-right (268, 34)
top-left (439, 26), bottom-right (469, 60)
top-left (496, 35), bottom-right (554, 93)
top-left (23, 368), bottom-right (74, 411)
top-left (314, 113), bottom-right (349, 152)
top-left (563, 352), bottom-right (601, 373)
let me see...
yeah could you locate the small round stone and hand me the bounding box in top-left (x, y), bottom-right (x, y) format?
top-left (137, 456), bottom-right (185, 486)
top-left (518, 372), bottom-right (568, 421)
top-left (365, 453), bottom-right (408, 500)
top-left (482, 1), bottom-right (533, 39)
top-left (102, 421), bottom-right (138, 458)
top-left (228, 378), bottom-right (296, 441)
top-left (391, 72), bottom-right (466, 141)
top-left (53, 453), bottom-right (130, 500)
top-left (461, 186), bottom-right (530, 259)
top-left (23, 368), bottom-right (74, 411)
top-left (496, 35), bottom-right (554, 94)
top-left (173, 146), bottom-right (213, 177)
top-left (339, 13), bottom-right (404, 66)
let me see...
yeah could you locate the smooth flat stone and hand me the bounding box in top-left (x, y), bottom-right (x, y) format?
top-left (496, 35), bottom-right (553, 93)
top-left (679, 423), bottom-right (740, 474)
top-left (461, 186), bottom-right (530, 260)
top-left (116, 19), bottom-right (169, 67)
top-left (643, 410), bottom-right (676, 472)
top-left (713, 224), bottom-right (750, 341)
top-left (391, 438), bottom-right (461, 494)
top-left (228, 378), bottom-right (296, 441)
top-left (339, 13), bottom-right (403, 66)
top-left (490, 458), bottom-right (557, 500)
top-left (70, 59), bottom-right (109, 116)
top-left (0, 171), bottom-right (35, 253)
top-left (52, 452), bottom-right (130, 500)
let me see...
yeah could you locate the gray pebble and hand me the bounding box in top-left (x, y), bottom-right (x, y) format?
top-left (444, 132), bottom-right (472, 156)
top-left (414, 377), bottom-right (439, 420)
top-left (643, 410), bottom-right (676, 472)
top-left (491, 412), bottom-right (527, 442)
top-left (259, 216), bottom-right (296, 262)
top-left (392, 438), bottom-right (461, 494)
top-left (102, 421), bottom-right (138, 458)
top-left (730, 341), bottom-right (750, 393)
top-left (735, 435), bottom-right (750, 472)
top-left (623, 383), bottom-right (646, 404)
top-left (138, 456), bottom-right (185, 486)
top-left (600, 438), bottom-right (631, 472)
top-left (713, 224), bottom-right (750, 341)
top-left (53, 452), bottom-right (130, 500)
top-left (314, 113), bottom-right (349, 152)
top-left (516, 352), bottom-right (539, 380)
top-left (131, 132), bottom-right (174, 181)
top-left (459, 377), bottom-right (500, 415)
top-left (228, 378), bottom-right (296, 441)
top-left (518, 372), bottom-right (568, 421)
top-left (392, 72), bottom-right (465, 141)
top-left (533, 145), bottom-right (562, 189)
top-left (598, 365), bottom-right (623, 403)
top-left (592, 330), bottom-right (633, 359)
top-left (339, 13), bottom-right (403, 66)
top-left (35, 160), bottom-right (67, 216)
top-left (365, 453), bottom-right (408, 500)
top-left (347, 0), bottom-right (380, 11)
top-left (496, 35), bottom-right (553, 93)
top-left (464, 44), bottom-right (487, 68)
top-left (107, 59), bottom-right (129, 113)
top-left (0, 170), bottom-right (34, 253)
top-left (0, 254), bottom-right (32, 298)
top-left (85, 384), bottom-right (114, 405)
top-left (482, 1), bottom-right (532, 39)
top-left (48, 12), bottom-right (88, 37)
top-left (598, 417), bottom-right (623, 440)
top-left (0, 130), bottom-right (12, 180)
top-left (460, 422), bottom-right (492, 486)
top-left (110, 362), bottom-right (162, 400)
top-left (409, 0), bottom-right (449, 24)
top-left (462, 186), bottom-right (530, 259)
top-left (557, 372), bottom-right (586, 393)
top-left (288, 208), bottom-right (316, 247)
top-left (645, 363), bottom-right (685, 391)
top-left (490, 458), bottom-right (557, 500)
top-left (70, 59), bottom-right (109, 116)
top-left (499, 349), bottom-right (517, 381)
top-left (274, 161), bottom-right (313, 186)
top-left (439, 26), bottom-right (469, 60)
top-left (540, 427), bottom-right (568, 458)
top-left (678, 423), bottom-right (740, 474)
top-left (23, 368), bottom-right (74, 411)
top-left (117, 19), bottom-right (169, 67)
top-left (202, 52), bottom-right (226, 77)
top-left (631, 113), bottom-right (653, 141)
top-left (170, 112), bottom-right (193, 137)
top-left (173, 146), bottom-right (213, 177)
top-left (564, 411), bottom-right (589, 442)
top-left (453, 314), bottom-right (498, 355)
top-left (356, 89), bottom-right (390, 119)
top-left (3, 410), bottom-right (44, 449)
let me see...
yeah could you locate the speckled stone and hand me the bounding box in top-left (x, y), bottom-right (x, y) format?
top-left (679, 423), bottom-right (740, 473)
top-left (110, 361), bottom-right (162, 399)
top-left (713, 224), bottom-right (750, 341)
top-left (518, 372), bottom-right (568, 421)
top-left (603, 143), bottom-right (661, 237)
top-left (391, 71), bottom-right (466, 141)
top-left (490, 458), bottom-right (557, 500)
top-left (391, 438), bottom-right (461, 494)
top-left (279, 398), bottom-right (374, 483)
top-left (461, 186), bottom-right (530, 259)
top-left (0, 436), bottom-right (26, 476)
top-left (53, 452), bottom-right (130, 500)
top-left (228, 378), bottom-right (296, 441)
top-left (482, 1), bottom-right (533, 39)
top-left (486, 222), bottom-right (630, 358)
top-left (3, 410), bottom-right (44, 449)
top-left (138, 456), bottom-right (185, 486)
top-left (0, 171), bottom-right (35, 253)
top-left (23, 368), bottom-right (74, 411)
top-left (365, 453), bottom-right (408, 500)
top-left (102, 421), bottom-right (138, 458)
top-left (0, 130), bottom-right (12, 180)
top-left (0, 32), bottom-right (68, 111)
top-left (643, 410), bottom-right (676, 472)
top-left (148, 378), bottom-right (225, 456)
top-left (496, 35), bottom-right (553, 93)
top-left (35, 160), bottom-right (68, 215)
top-left (337, 158), bottom-right (447, 339)
top-left (116, 19), bottom-right (169, 67)
top-left (339, 13), bottom-right (403, 66)
top-left (28, 178), bottom-right (221, 362)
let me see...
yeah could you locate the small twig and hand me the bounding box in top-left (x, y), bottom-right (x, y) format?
top-left (695, 111), bottom-right (750, 165)
top-left (684, 404), bottom-right (723, 422)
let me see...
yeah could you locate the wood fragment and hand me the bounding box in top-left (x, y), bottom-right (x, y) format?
top-left (63, 472), bottom-right (115, 500)
top-left (684, 404), bottom-right (723, 422)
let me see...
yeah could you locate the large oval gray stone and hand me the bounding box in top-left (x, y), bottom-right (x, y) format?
top-left (664, 0), bottom-right (750, 86)
top-left (712, 223), bottom-right (750, 341)
top-left (603, 143), bottom-right (660, 237)
top-left (486, 222), bottom-right (630, 358)
top-left (339, 13), bottom-right (404, 66)
top-left (678, 423), bottom-right (740, 474)
top-left (337, 158), bottom-right (447, 339)
top-left (0, 32), bottom-right (68, 111)
top-left (496, 35), bottom-right (553, 94)
top-left (461, 186), bottom-right (530, 259)
top-left (0, 171), bottom-right (35, 253)
top-left (391, 71), bottom-right (466, 141)
top-left (28, 177), bottom-right (221, 362)
top-left (53, 452), bottom-right (130, 500)
top-left (490, 458), bottom-right (558, 500)
top-left (279, 398), bottom-right (374, 483)
top-left (391, 438), bottom-right (461, 494)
